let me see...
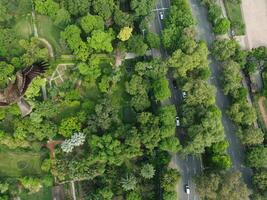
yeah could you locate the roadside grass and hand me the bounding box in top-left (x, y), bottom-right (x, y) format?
top-left (253, 94), bottom-right (267, 134)
top-left (0, 149), bottom-right (42, 177)
top-left (36, 15), bottom-right (70, 56)
top-left (20, 186), bottom-right (52, 200)
top-left (224, 0), bottom-right (245, 35)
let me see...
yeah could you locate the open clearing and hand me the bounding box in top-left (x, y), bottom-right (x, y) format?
top-left (241, 0), bottom-right (267, 49)
top-left (0, 150), bottom-right (42, 177)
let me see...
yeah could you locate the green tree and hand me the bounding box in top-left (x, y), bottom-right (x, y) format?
top-left (126, 191), bottom-right (142, 200)
top-left (141, 164), bottom-right (155, 179)
top-left (246, 146), bottom-right (267, 168)
top-left (34, 0), bottom-right (60, 18)
top-left (62, 0), bottom-right (89, 16)
top-left (207, 4), bottom-right (222, 24)
top-left (210, 154), bottom-right (232, 170)
top-left (0, 182), bottom-right (9, 194)
top-left (196, 171), bottom-right (249, 200)
top-left (240, 128), bottom-right (264, 145)
top-left (130, 0), bottom-right (155, 17)
top-left (213, 18), bottom-right (231, 35)
top-left (19, 177), bottom-right (42, 194)
top-left (121, 174), bottom-right (137, 191)
top-left (53, 8), bottom-right (71, 26)
top-left (162, 169), bottom-right (180, 192)
top-left (160, 137), bottom-right (182, 153)
top-left (113, 7), bottom-right (133, 27)
top-left (127, 35), bottom-right (148, 56)
top-left (88, 29), bottom-right (115, 53)
top-left (153, 77), bottom-right (171, 101)
top-left (221, 60), bottom-right (242, 95)
top-left (253, 169), bottom-right (267, 192)
top-left (59, 116), bottom-right (81, 137)
top-left (212, 39), bottom-right (237, 61)
top-left (163, 191), bottom-right (177, 200)
top-left (80, 14), bottom-right (104, 34)
top-left (146, 32), bottom-right (161, 48)
top-left (92, 0), bottom-right (114, 20)
top-left (0, 62), bottom-right (14, 87)
top-left (0, 3), bottom-right (11, 22)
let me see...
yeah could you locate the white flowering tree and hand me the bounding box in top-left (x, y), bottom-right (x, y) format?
top-left (61, 132), bottom-right (86, 153)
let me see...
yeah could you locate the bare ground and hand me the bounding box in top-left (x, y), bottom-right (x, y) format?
top-left (258, 96), bottom-right (267, 128)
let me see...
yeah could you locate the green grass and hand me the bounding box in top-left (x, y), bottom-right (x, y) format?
top-left (0, 150), bottom-right (42, 177)
top-left (20, 187), bottom-right (52, 200)
top-left (13, 15), bottom-right (33, 39)
top-left (224, 0), bottom-right (245, 35)
top-left (36, 15), bottom-right (70, 56)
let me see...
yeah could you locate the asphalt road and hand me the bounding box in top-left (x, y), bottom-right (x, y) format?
top-left (150, 0), bottom-right (203, 200)
top-left (189, 0), bottom-right (253, 186)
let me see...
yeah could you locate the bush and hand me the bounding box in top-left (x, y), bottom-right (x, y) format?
top-left (213, 18), bottom-right (231, 35)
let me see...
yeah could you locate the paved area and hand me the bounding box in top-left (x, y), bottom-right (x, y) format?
top-left (241, 0), bottom-right (267, 49)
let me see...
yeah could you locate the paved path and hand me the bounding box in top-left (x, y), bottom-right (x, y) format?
top-left (258, 96), bottom-right (267, 128)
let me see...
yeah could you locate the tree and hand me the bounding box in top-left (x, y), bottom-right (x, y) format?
top-left (227, 102), bottom-right (257, 126)
top-left (221, 60), bottom-right (242, 95)
top-left (53, 8), bottom-right (71, 26)
top-left (146, 32), bottom-right (161, 48)
top-left (130, 0), bottom-right (155, 17)
top-left (0, 182), bottom-right (8, 194)
top-left (62, 0), bottom-right (89, 16)
top-left (61, 132), bottom-right (86, 153)
top-left (240, 128), bottom-right (264, 145)
top-left (196, 171), bottom-right (249, 200)
top-left (113, 7), bottom-right (133, 27)
top-left (117, 27), bottom-right (133, 41)
top-left (0, 2), bottom-right (11, 22)
top-left (162, 169), bottom-right (180, 192)
top-left (88, 29), bottom-right (115, 53)
top-left (0, 62), bottom-right (14, 87)
top-left (92, 0), bottom-right (114, 20)
top-left (160, 137), bottom-right (182, 153)
top-left (127, 35), bottom-right (148, 56)
top-left (19, 177), bottom-right (42, 193)
top-left (246, 146), bottom-right (267, 168)
top-left (126, 191), bottom-right (142, 200)
top-left (121, 174), bottom-right (137, 191)
top-left (213, 18), bottom-right (230, 35)
top-left (207, 4), bottom-right (222, 24)
top-left (163, 191), bottom-right (177, 200)
top-left (0, 28), bottom-right (22, 58)
top-left (253, 169), bottom-right (267, 192)
top-left (153, 77), bottom-right (171, 101)
top-left (212, 39), bottom-right (237, 61)
top-left (59, 117), bottom-right (81, 137)
top-left (25, 77), bottom-right (46, 99)
top-left (210, 154), bottom-right (231, 170)
top-left (141, 164), bottom-right (155, 179)
top-left (80, 14), bottom-right (104, 34)
top-left (34, 0), bottom-right (60, 18)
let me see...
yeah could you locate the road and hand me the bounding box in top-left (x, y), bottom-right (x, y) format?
top-left (150, 0), bottom-right (203, 200)
top-left (189, 0), bottom-right (253, 187)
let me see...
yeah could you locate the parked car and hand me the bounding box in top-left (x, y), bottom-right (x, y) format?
top-left (176, 116), bottom-right (180, 127)
top-left (159, 12), bottom-right (164, 20)
top-left (185, 184), bottom-right (190, 194)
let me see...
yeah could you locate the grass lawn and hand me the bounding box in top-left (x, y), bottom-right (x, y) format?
top-left (0, 150), bottom-right (42, 177)
top-left (36, 15), bottom-right (71, 56)
top-left (13, 15), bottom-right (33, 39)
top-left (224, 0), bottom-right (245, 35)
top-left (20, 186), bottom-right (52, 200)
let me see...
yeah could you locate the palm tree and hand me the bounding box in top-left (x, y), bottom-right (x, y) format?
top-left (121, 174), bottom-right (137, 191)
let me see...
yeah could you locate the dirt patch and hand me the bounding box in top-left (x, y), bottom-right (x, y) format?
top-left (46, 140), bottom-right (63, 159)
top-left (241, 0), bottom-right (267, 49)
top-left (258, 96), bottom-right (267, 128)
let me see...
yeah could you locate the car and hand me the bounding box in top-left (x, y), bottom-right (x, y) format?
top-left (182, 91), bottom-right (187, 99)
top-left (159, 12), bottom-right (164, 20)
top-left (185, 184), bottom-right (190, 194)
top-left (176, 116), bottom-right (180, 127)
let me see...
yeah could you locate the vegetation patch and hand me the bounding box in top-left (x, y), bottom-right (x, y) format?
top-left (0, 150), bottom-right (42, 177)
top-left (20, 186), bottom-right (52, 200)
top-left (224, 0), bottom-right (245, 35)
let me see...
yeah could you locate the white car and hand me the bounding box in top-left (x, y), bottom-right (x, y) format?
top-left (176, 117), bottom-right (180, 127)
top-left (185, 185), bottom-right (190, 194)
top-left (159, 12), bottom-right (164, 20)
top-left (182, 91), bottom-right (187, 99)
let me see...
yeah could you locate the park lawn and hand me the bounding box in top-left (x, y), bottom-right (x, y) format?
top-left (13, 16), bottom-right (33, 39)
top-left (0, 150), bottom-right (42, 177)
top-left (20, 186), bottom-right (52, 200)
top-left (224, 0), bottom-right (245, 35)
top-left (36, 15), bottom-right (70, 56)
